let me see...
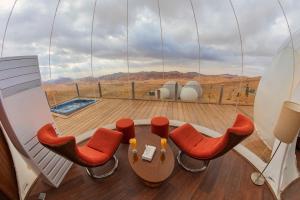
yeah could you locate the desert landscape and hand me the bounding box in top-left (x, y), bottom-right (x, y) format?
top-left (43, 71), bottom-right (260, 107)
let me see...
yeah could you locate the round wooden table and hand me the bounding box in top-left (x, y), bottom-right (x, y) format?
top-left (128, 130), bottom-right (175, 187)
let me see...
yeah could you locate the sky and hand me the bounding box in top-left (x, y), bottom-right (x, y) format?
top-left (0, 0), bottom-right (300, 81)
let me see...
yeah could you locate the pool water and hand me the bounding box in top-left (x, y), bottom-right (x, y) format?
top-left (51, 98), bottom-right (96, 115)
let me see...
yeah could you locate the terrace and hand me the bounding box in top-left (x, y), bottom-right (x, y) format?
top-left (52, 98), bottom-right (271, 161)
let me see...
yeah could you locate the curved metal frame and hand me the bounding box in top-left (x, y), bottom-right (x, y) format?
top-left (86, 155), bottom-right (119, 179)
top-left (157, 0), bottom-right (165, 80)
top-left (48, 0), bottom-right (61, 80)
top-left (276, 0), bottom-right (296, 100)
top-left (189, 0), bottom-right (201, 78)
top-left (90, 0), bottom-right (98, 79)
top-left (1, 0), bottom-right (18, 57)
top-left (177, 151), bottom-right (209, 172)
top-left (228, 0), bottom-right (244, 113)
top-left (90, 0), bottom-right (98, 99)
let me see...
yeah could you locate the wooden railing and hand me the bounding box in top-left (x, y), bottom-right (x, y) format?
top-left (44, 80), bottom-right (258, 107)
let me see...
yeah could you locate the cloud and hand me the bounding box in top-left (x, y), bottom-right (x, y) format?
top-left (0, 0), bottom-right (299, 80)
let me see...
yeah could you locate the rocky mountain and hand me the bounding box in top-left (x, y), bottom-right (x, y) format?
top-left (44, 71), bottom-right (259, 84)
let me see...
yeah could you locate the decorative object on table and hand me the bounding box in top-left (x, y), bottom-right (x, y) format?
top-left (37, 124), bottom-right (122, 179)
top-left (170, 114), bottom-right (254, 172)
top-left (129, 138), bottom-right (138, 161)
top-left (251, 101), bottom-right (300, 186)
top-left (151, 116), bottom-right (169, 138)
top-left (142, 145), bottom-right (156, 162)
top-left (116, 118), bottom-right (135, 143)
top-left (160, 138), bottom-right (167, 161)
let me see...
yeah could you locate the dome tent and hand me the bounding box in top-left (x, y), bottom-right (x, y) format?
top-left (155, 87), bottom-right (170, 99)
top-left (185, 80), bottom-right (202, 96)
top-left (253, 30), bottom-right (300, 195)
top-left (180, 87), bottom-right (198, 101)
top-left (0, 0), bottom-right (300, 198)
top-left (162, 80), bottom-right (182, 99)
top-left (254, 30), bottom-right (300, 148)
top-left (180, 81), bottom-right (202, 101)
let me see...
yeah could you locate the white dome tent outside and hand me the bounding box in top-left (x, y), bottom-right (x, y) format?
top-left (185, 80), bottom-right (202, 96)
top-left (162, 80), bottom-right (182, 99)
top-left (180, 87), bottom-right (198, 101)
top-left (180, 80), bottom-right (202, 101)
top-left (155, 87), bottom-right (170, 99)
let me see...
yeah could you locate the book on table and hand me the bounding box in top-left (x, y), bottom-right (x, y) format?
top-left (142, 145), bottom-right (156, 161)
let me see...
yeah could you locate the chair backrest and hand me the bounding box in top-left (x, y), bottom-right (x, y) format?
top-left (214, 114), bottom-right (254, 158)
top-left (37, 124), bottom-right (91, 167)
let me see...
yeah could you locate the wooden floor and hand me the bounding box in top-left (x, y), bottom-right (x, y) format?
top-left (27, 126), bottom-right (275, 200)
top-left (54, 99), bottom-right (271, 161)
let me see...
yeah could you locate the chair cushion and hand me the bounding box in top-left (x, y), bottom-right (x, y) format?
top-left (87, 128), bottom-right (122, 158)
top-left (170, 123), bottom-right (226, 160)
top-left (77, 146), bottom-right (109, 165)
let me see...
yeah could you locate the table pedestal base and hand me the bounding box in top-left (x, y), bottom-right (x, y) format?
top-left (142, 180), bottom-right (163, 188)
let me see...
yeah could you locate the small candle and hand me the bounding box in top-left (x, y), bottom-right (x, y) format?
top-left (161, 138), bottom-right (167, 149)
top-left (129, 138), bottom-right (137, 149)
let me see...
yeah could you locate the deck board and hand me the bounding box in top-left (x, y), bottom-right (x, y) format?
top-left (53, 99), bottom-right (271, 161)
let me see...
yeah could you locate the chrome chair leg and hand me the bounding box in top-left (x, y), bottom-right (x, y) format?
top-left (177, 151), bottom-right (209, 172)
top-left (86, 155), bottom-right (119, 179)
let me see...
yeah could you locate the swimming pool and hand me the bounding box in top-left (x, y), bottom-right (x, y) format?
top-left (51, 98), bottom-right (96, 116)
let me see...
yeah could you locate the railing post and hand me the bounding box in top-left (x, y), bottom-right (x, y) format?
top-left (245, 83), bottom-right (249, 97)
top-left (157, 89), bottom-right (161, 100)
top-left (75, 83), bottom-right (80, 97)
top-left (208, 84), bottom-right (212, 104)
top-left (218, 84), bottom-right (224, 105)
top-left (175, 82), bottom-right (178, 101)
top-left (98, 82), bottom-right (102, 98)
top-left (131, 81), bottom-right (135, 99)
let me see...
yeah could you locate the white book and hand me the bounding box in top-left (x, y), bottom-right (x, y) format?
top-left (142, 145), bottom-right (156, 162)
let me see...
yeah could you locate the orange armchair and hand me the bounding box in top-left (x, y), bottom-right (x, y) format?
top-left (37, 124), bottom-right (122, 178)
top-left (170, 114), bottom-right (254, 172)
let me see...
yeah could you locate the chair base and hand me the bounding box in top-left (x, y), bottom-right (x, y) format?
top-left (86, 155), bottom-right (118, 179)
top-left (177, 151), bottom-right (209, 172)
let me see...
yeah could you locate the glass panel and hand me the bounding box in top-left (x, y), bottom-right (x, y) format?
top-left (77, 82), bottom-right (99, 98)
top-left (43, 83), bottom-right (77, 107)
top-left (101, 82), bottom-right (130, 99)
top-left (135, 82), bottom-right (163, 100)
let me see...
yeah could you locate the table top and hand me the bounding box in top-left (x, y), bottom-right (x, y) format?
top-left (128, 131), bottom-right (175, 184)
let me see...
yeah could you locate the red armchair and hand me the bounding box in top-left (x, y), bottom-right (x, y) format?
top-left (170, 114), bottom-right (254, 172)
top-left (37, 124), bottom-right (122, 178)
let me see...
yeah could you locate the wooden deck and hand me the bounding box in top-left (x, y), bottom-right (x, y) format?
top-left (53, 99), bottom-right (271, 161)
